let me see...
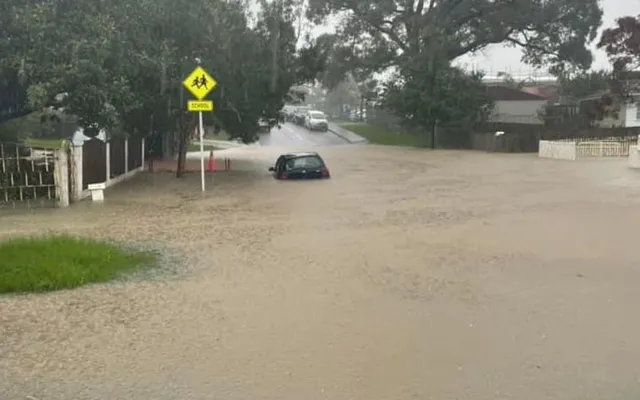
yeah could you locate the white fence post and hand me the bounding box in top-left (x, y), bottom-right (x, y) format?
top-left (141, 138), bottom-right (146, 170)
top-left (105, 141), bottom-right (111, 183)
top-left (124, 138), bottom-right (129, 174)
top-left (54, 148), bottom-right (69, 207)
top-left (70, 143), bottom-right (83, 201)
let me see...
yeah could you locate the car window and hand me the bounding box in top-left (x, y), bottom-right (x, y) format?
top-left (309, 112), bottom-right (324, 119)
top-left (285, 156), bottom-right (324, 170)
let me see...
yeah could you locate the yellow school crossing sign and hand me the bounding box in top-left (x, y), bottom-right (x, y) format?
top-left (183, 65), bottom-right (218, 192)
top-left (183, 66), bottom-right (217, 100)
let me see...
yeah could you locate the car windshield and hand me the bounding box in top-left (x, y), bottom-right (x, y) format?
top-left (309, 112), bottom-right (325, 119)
top-left (286, 156), bottom-right (324, 169)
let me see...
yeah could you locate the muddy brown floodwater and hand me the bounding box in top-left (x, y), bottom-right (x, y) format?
top-left (1, 145), bottom-right (640, 399)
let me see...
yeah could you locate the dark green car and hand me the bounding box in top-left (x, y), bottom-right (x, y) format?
top-left (269, 152), bottom-right (331, 180)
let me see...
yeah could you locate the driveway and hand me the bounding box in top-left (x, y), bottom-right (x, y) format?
top-left (259, 122), bottom-right (349, 147)
top-left (1, 148), bottom-right (640, 399)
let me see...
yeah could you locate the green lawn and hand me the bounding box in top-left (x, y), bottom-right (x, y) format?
top-left (339, 123), bottom-right (424, 147)
top-left (0, 235), bottom-right (155, 294)
top-left (24, 138), bottom-right (65, 148)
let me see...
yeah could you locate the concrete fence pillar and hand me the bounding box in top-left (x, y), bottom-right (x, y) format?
top-left (124, 138), bottom-right (129, 173)
top-left (141, 138), bottom-right (145, 170)
top-left (70, 144), bottom-right (83, 202)
top-left (54, 148), bottom-right (69, 207)
top-left (105, 141), bottom-right (111, 183)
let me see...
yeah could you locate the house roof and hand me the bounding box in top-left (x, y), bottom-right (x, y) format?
top-left (485, 86), bottom-right (548, 101)
top-left (579, 89), bottom-right (612, 102)
top-left (521, 86), bottom-right (558, 101)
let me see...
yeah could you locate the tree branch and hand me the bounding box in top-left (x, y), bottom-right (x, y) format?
top-left (446, 27), bottom-right (516, 59)
top-left (505, 30), bottom-right (561, 59)
top-left (348, 3), bottom-right (409, 52)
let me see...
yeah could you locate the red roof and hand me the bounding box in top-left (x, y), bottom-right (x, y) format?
top-left (522, 85), bottom-right (561, 101)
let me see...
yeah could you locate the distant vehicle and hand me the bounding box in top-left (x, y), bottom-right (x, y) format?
top-left (285, 111), bottom-right (295, 122)
top-left (304, 110), bottom-right (328, 132)
top-left (282, 106), bottom-right (296, 121)
top-left (292, 106), bottom-right (310, 125)
top-left (268, 152), bottom-right (330, 180)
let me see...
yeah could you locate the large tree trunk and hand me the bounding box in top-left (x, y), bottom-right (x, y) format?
top-left (175, 114), bottom-right (194, 178)
top-left (269, 2), bottom-right (281, 93)
top-left (176, 131), bottom-right (186, 178)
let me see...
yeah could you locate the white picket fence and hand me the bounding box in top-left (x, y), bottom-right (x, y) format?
top-left (539, 137), bottom-right (638, 160)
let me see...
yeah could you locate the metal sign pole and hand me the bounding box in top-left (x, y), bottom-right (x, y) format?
top-left (182, 62), bottom-right (216, 192)
top-left (199, 111), bottom-right (205, 191)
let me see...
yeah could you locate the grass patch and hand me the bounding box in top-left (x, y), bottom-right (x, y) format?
top-left (0, 235), bottom-right (156, 294)
top-left (340, 123), bottom-right (424, 147)
top-left (187, 143), bottom-right (220, 152)
top-left (24, 138), bottom-right (64, 148)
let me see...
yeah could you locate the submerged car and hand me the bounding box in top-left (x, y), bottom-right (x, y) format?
top-left (268, 152), bottom-right (330, 180)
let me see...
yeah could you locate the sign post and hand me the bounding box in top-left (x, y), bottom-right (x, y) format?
top-left (182, 65), bottom-right (217, 191)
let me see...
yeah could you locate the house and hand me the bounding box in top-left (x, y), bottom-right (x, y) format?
top-left (486, 86), bottom-right (549, 125)
top-left (577, 90), bottom-right (640, 128)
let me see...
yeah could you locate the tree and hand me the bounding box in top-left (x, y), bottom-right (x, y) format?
top-left (382, 65), bottom-right (493, 140)
top-left (495, 72), bottom-right (536, 90)
top-left (598, 14), bottom-right (640, 97)
top-left (308, 0), bottom-right (602, 147)
top-left (324, 75), bottom-right (361, 117)
top-left (557, 70), bottom-right (610, 100)
top-left (307, 0), bottom-right (603, 77)
top-left (2, 0), bottom-right (326, 174)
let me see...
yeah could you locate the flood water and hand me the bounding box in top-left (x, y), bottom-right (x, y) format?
top-left (1, 146), bottom-right (640, 399)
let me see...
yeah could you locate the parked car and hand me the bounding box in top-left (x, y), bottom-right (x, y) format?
top-left (282, 106), bottom-right (295, 122)
top-left (268, 152), bottom-right (330, 180)
top-left (304, 110), bottom-right (328, 132)
top-left (292, 106), bottom-right (310, 125)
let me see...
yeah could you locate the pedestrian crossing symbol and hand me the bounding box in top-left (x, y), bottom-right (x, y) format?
top-left (183, 66), bottom-right (217, 100)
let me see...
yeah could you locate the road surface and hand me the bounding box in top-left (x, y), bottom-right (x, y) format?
top-left (258, 122), bottom-right (348, 147)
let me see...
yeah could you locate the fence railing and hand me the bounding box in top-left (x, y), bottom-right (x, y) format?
top-left (0, 142), bottom-right (57, 206)
top-left (1, 135), bottom-right (145, 208)
top-left (575, 137), bottom-right (637, 157)
top-left (72, 136), bottom-right (145, 200)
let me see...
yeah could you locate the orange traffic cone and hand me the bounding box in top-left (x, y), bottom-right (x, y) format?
top-left (207, 151), bottom-right (215, 172)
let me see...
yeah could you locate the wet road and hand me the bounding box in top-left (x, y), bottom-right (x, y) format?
top-left (258, 122), bottom-right (348, 147)
top-left (2, 148), bottom-right (640, 399)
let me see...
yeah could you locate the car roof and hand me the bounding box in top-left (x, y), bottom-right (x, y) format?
top-left (282, 152), bottom-right (322, 158)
